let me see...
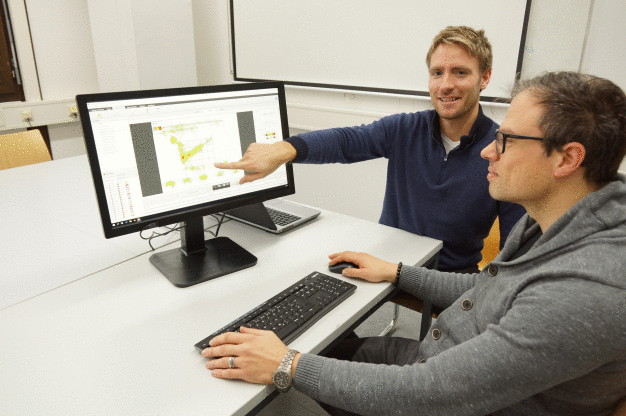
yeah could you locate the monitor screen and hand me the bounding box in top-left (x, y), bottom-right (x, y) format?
top-left (77, 81), bottom-right (294, 287)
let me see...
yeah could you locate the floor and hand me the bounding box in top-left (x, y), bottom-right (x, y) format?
top-left (257, 302), bottom-right (424, 415)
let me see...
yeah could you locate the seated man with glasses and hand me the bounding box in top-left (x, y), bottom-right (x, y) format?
top-left (203, 71), bottom-right (626, 415)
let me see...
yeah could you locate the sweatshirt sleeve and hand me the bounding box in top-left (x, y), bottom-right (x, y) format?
top-left (292, 275), bottom-right (626, 415)
top-left (286, 114), bottom-right (407, 164)
top-left (398, 265), bottom-right (477, 309)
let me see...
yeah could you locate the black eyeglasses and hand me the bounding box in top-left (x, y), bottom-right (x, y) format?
top-left (495, 129), bottom-right (544, 154)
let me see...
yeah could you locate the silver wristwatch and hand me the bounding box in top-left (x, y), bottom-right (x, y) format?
top-left (272, 349), bottom-right (299, 393)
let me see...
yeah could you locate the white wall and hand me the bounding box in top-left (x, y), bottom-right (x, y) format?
top-left (87, 0), bottom-right (197, 92)
top-left (1, 0), bottom-right (196, 158)
top-left (580, 0), bottom-right (626, 91)
top-left (192, 0), bottom-right (233, 86)
top-left (23, 0), bottom-right (99, 99)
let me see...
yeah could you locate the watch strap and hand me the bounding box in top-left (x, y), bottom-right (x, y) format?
top-left (278, 349), bottom-right (298, 373)
top-left (273, 349), bottom-right (299, 393)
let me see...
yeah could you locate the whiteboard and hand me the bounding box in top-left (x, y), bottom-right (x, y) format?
top-left (231, 0), bottom-right (531, 100)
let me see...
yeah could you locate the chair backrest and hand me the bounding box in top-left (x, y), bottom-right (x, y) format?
top-left (0, 129), bottom-right (52, 170)
top-left (478, 217), bottom-right (500, 270)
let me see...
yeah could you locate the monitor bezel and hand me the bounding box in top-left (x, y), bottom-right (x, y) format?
top-left (77, 81), bottom-right (295, 239)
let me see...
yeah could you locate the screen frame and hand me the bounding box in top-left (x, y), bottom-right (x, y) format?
top-left (77, 81), bottom-right (295, 239)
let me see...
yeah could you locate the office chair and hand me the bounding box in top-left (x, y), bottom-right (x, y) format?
top-left (0, 129), bottom-right (52, 170)
top-left (380, 218), bottom-right (501, 339)
top-left (478, 217), bottom-right (500, 271)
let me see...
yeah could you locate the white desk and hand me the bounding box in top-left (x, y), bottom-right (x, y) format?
top-left (0, 156), bottom-right (177, 309)
top-left (0, 205), bottom-right (441, 415)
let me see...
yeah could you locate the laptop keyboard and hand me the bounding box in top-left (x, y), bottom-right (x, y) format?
top-left (194, 271), bottom-right (357, 351)
top-left (267, 207), bottom-right (301, 226)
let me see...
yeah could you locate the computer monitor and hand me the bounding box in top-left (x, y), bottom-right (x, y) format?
top-left (77, 82), bottom-right (294, 288)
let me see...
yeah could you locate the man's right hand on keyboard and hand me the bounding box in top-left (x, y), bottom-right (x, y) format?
top-left (202, 326), bottom-right (299, 386)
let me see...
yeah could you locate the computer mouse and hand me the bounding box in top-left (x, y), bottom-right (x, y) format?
top-left (328, 261), bottom-right (359, 274)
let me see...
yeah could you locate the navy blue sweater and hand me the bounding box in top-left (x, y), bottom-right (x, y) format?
top-left (286, 108), bottom-right (525, 271)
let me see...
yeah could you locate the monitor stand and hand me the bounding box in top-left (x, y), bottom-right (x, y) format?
top-left (149, 216), bottom-right (257, 288)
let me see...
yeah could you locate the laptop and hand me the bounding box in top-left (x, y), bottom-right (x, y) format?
top-left (225, 198), bottom-right (321, 234)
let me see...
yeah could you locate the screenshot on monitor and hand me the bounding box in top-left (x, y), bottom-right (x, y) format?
top-left (77, 81), bottom-right (294, 287)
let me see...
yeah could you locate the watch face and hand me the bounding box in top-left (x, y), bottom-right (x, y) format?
top-left (273, 371), bottom-right (291, 390)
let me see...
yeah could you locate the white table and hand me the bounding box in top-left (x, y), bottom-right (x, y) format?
top-left (0, 155), bottom-right (177, 309)
top-left (0, 205), bottom-right (441, 415)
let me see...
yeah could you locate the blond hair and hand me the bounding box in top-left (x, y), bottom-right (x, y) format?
top-left (426, 26), bottom-right (493, 74)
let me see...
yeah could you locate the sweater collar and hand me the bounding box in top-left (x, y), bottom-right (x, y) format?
top-left (431, 105), bottom-right (493, 148)
top-left (497, 174), bottom-right (626, 265)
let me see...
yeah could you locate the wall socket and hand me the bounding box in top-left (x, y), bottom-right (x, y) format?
top-left (20, 109), bottom-right (33, 122)
top-left (68, 105), bottom-right (78, 119)
top-left (0, 98), bottom-right (77, 130)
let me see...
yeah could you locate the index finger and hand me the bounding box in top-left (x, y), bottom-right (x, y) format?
top-left (214, 161), bottom-right (247, 170)
top-left (202, 331), bottom-right (248, 358)
top-left (208, 330), bottom-right (249, 347)
top-left (328, 252), bottom-right (344, 260)
top-left (328, 251), bottom-right (354, 263)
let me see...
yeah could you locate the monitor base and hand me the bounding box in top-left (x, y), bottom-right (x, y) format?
top-left (149, 236), bottom-right (257, 288)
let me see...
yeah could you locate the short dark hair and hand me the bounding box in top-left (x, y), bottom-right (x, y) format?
top-left (426, 26), bottom-right (492, 74)
top-left (513, 71), bottom-right (626, 184)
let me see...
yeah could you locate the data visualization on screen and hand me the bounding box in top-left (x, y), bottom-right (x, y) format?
top-left (85, 88), bottom-right (287, 228)
top-left (79, 82), bottom-right (293, 287)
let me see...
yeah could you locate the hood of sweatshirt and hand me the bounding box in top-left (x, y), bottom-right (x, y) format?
top-left (495, 173), bottom-right (626, 285)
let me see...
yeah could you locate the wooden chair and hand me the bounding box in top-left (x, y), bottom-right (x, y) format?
top-left (0, 129), bottom-right (52, 170)
top-left (381, 218), bottom-right (501, 338)
top-left (478, 217), bottom-right (500, 270)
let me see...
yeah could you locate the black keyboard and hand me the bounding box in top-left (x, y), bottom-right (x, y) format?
top-left (194, 272), bottom-right (357, 351)
top-left (267, 207), bottom-right (301, 226)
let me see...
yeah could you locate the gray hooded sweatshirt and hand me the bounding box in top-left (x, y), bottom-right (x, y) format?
top-left (294, 175), bottom-right (626, 415)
